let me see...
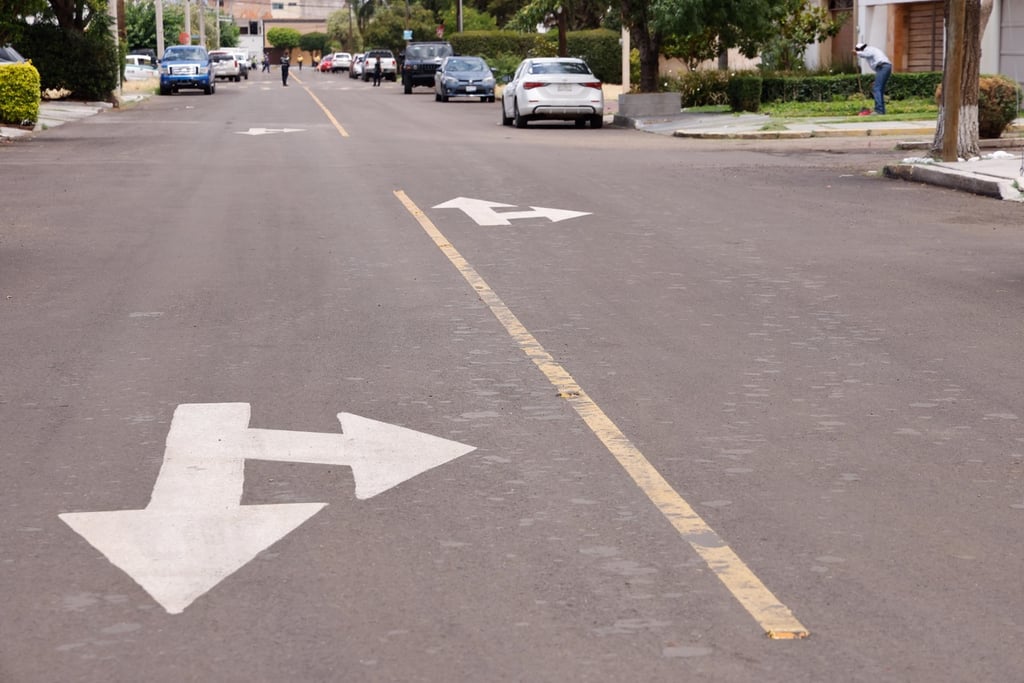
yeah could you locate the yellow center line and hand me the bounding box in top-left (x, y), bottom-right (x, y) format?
top-left (393, 189), bottom-right (809, 640)
top-left (303, 85), bottom-right (349, 138)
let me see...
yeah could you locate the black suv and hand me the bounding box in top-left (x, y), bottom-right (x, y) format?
top-left (400, 41), bottom-right (454, 94)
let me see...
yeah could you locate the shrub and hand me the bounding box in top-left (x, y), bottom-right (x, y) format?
top-left (676, 69), bottom-right (729, 107)
top-left (978, 75), bottom-right (1022, 138)
top-left (936, 74), bottom-right (1023, 139)
top-left (727, 73), bottom-right (762, 112)
top-left (0, 61), bottom-right (41, 125)
top-left (19, 18), bottom-right (119, 101)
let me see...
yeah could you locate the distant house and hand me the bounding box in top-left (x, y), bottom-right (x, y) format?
top-left (219, 0), bottom-right (345, 63)
top-left (852, 0), bottom-right (1023, 87)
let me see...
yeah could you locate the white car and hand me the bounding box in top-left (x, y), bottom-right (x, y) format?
top-left (349, 54), bottom-right (364, 79)
top-left (330, 52), bottom-right (352, 72)
top-left (500, 57), bottom-right (604, 129)
top-left (209, 50), bottom-right (242, 82)
top-left (124, 54), bottom-right (157, 80)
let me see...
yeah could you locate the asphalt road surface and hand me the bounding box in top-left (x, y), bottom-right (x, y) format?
top-left (2, 67), bottom-right (1024, 682)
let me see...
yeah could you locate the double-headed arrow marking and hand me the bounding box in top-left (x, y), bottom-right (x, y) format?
top-left (59, 403), bottom-right (474, 614)
top-left (434, 197), bottom-right (591, 226)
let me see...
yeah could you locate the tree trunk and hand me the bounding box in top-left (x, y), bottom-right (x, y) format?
top-left (932, 0), bottom-right (992, 158)
top-left (621, 0), bottom-right (661, 93)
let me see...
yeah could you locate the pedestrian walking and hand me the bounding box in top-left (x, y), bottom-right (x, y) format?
top-left (298, 54), bottom-right (303, 71)
top-left (280, 51), bottom-right (290, 86)
top-left (854, 42), bottom-right (892, 115)
top-left (262, 54), bottom-right (270, 73)
top-left (372, 57), bottom-right (382, 87)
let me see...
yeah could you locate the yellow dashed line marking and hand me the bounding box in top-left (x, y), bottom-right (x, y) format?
top-left (394, 189), bottom-right (809, 640)
top-left (304, 86), bottom-right (349, 138)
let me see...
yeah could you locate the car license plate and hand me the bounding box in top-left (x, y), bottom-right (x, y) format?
top-left (466, 85), bottom-right (476, 92)
top-left (557, 84), bottom-right (571, 92)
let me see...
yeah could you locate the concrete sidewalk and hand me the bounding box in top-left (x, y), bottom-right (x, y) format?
top-left (4, 96), bottom-right (1024, 202)
top-left (614, 109), bottom-right (1024, 202)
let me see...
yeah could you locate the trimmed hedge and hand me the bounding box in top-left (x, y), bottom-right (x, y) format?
top-left (0, 62), bottom-right (41, 126)
top-left (543, 29), bottom-right (620, 84)
top-left (727, 74), bottom-right (762, 112)
top-left (680, 70), bottom-right (946, 109)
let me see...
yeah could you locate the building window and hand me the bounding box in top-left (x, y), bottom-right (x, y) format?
top-left (271, 2), bottom-right (283, 8)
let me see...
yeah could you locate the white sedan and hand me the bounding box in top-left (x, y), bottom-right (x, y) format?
top-left (500, 57), bottom-right (604, 129)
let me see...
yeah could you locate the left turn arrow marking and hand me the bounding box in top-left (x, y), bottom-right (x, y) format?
top-left (59, 403), bottom-right (475, 613)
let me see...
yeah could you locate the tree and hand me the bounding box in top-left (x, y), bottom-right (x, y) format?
top-left (300, 31), bottom-right (330, 57)
top-left (620, 0), bottom-right (662, 92)
top-left (362, 4), bottom-right (435, 55)
top-left (440, 6), bottom-right (498, 32)
top-left (931, 0), bottom-right (995, 159)
top-left (0, 0), bottom-right (47, 45)
top-left (758, 0), bottom-right (846, 72)
top-left (505, 0), bottom-right (609, 32)
top-left (326, 8), bottom-right (361, 52)
top-left (266, 26), bottom-right (301, 50)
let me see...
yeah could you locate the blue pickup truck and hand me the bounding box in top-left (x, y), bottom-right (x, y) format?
top-left (159, 45), bottom-right (215, 96)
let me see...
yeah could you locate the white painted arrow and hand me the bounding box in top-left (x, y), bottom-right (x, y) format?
top-left (434, 196), bottom-right (591, 226)
top-left (59, 403), bottom-right (474, 614)
top-left (235, 127), bottom-right (304, 136)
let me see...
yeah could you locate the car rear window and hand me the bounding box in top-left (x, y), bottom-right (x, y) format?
top-left (529, 61), bottom-right (591, 75)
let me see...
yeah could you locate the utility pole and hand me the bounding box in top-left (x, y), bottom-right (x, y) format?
top-left (184, 0), bottom-right (192, 44)
top-left (156, 0), bottom-right (165, 57)
top-left (199, 0), bottom-right (207, 48)
top-left (941, 0), bottom-right (966, 161)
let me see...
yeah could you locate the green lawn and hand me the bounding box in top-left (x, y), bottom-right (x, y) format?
top-left (686, 97), bottom-right (939, 120)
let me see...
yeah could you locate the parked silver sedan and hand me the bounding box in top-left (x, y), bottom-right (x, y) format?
top-left (500, 57), bottom-right (604, 129)
top-left (434, 56), bottom-right (495, 102)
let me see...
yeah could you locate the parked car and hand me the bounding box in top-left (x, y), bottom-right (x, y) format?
top-left (159, 45), bottom-right (214, 95)
top-left (0, 44), bottom-right (26, 64)
top-left (125, 54), bottom-right (157, 80)
top-left (330, 52), bottom-right (352, 72)
top-left (434, 55), bottom-right (495, 102)
top-left (401, 41), bottom-right (453, 94)
top-left (361, 49), bottom-right (396, 82)
top-left (228, 50), bottom-right (249, 79)
top-left (500, 57), bottom-right (603, 129)
top-left (349, 54), bottom-right (364, 79)
top-left (318, 54), bottom-right (334, 72)
top-left (209, 50), bottom-right (242, 82)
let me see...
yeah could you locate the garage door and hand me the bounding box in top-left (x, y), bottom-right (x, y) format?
top-left (906, 1), bottom-right (944, 71)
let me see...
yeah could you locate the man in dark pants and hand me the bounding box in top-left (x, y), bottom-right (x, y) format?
top-left (372, 57), bottom-right (382, 87)
top-left (280, 51), bottom-right (290, 86)
top-left (854, 42), bottom-right (892, 115)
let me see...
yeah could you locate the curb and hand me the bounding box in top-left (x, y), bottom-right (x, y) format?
top-left (673, 126), bottom-right (936, 140)
top-left (883, 162), bottom-right (1024, 201)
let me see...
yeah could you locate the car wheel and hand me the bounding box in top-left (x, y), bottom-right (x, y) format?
top-left (235, 75), bottom-right (241, 82)
top-left (159, 85), bottom-right (171, 96)
top-left (441, 93), bottom-right (449, 102)
top-left (500, 100), bottom-right (513, 126)
top-left (513, 100), bottom-right (527, 128)
top-left (404, 80), bottom-right (412, 94)
top-left (205, 82), bottom-right (213, 95)
top-left (575, 119), bottom-right (586, 128)
top-left (435, 91), bottom-right (441, 101)
top-left (590, 114), bottom-right (603, 129)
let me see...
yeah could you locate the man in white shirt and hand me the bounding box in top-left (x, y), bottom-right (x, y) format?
top-left (854, 42), bottom-right (893, 115)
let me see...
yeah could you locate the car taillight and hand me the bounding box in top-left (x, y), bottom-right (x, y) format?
top-left (583, 81), bottom-right (602, 90)
top-left (522, 81), bottom-right (545, 90)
